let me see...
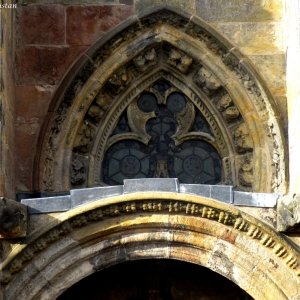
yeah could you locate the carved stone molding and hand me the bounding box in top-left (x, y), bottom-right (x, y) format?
top-left (1, 192), bottom-right (299, 288)
top-left (277, 194), bottom-right (300, 231)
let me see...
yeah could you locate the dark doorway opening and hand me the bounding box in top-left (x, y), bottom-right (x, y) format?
top-left (58, 259), bottom-right (253, 300)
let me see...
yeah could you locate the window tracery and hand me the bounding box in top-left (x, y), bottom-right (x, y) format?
top-left (102, 80), bottom-right (222, 185)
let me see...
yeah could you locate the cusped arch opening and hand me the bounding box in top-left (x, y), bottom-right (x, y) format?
top-left (35, 7), bottom-right (287, 195)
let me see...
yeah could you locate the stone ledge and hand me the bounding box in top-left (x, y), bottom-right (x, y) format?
top-left (21, 179), bottom-right (279, 214)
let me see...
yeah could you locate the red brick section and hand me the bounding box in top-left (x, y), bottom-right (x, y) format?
top-left (16, 5), bottom-right (65, 45)
top-left (66, 5), bottom-right (134, 45)
top-left (15, 85), bottom-right (54, 119)
top-left (14, 4), bottom-right (134, 191)
top-left (15, 45), bottom-right (87, 85)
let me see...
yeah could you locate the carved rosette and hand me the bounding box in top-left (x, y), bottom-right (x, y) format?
top-left (38, 8), bottom-right (285, 194)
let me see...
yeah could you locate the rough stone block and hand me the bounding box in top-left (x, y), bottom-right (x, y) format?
top-left (16, 5), bottom-right (65, 45)
top-left (135, 0), bottom-right (196, 14)
top-left (71, 186), bottom-right (123, 207)
top-left (66, 5), bottom-right (133, 45)
top-left (123, 178), bottom-right (179, 193)
top-left (15, 128), bottom-right (39, 191)
top-left (214, 22), bottom-right (283, 55)
top-left (249, 54), bottom-right (286, 96)
top-left (196, 0), bottom-right (282, 22)
top-left (21, 195), bottom-right (71, 214)
top-left (15, 85), bottom-right (54, 119)
top-left (16, 45), bottom-right (87, 85)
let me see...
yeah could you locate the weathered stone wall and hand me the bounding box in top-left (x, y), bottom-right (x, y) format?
top-left (285, 0), bottom-right (300, 194)
top-left (0, 2), bottom-right (16, 199)
top-left (13, 0), bottom-right (287, 193)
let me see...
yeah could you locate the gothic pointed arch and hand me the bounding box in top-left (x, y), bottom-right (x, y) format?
top-left (35, 7), bottom-right (287, 194)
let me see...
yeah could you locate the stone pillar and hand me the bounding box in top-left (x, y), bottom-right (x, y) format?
top-left (285, 0), bottom-right (300, 193)
top-left (277, 0), bottom-right (300, 231)
top-left (0, 2), bottom-right (16, 199)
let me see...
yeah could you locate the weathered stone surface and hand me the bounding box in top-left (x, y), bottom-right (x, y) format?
top-left (0, 197), bottom-right (27, 238)
top-left (214, 21), bottom-right (284, 55)
top-left (18, 0), bottom-right (118, 3)
top-left (135, 0), bottom-right (196, 14)
top-left (66, 5), bottom-right (133, 45)
top-left (3, 193), bottom-right (300, 299)
top-left (196, 0), bottom-right (282, 22)
top-left (14, 129), bottom-right (38, 191)
top-left (16, 5), bottom-right (65, 45)
top-left (15, 85), bottom-right (54, 119)
top-left (277, 194), bottom-right (300, 231)
top-left (15, 46), bottom-right (87, 85)
top-left (249, 54), bottom-right (286, 95)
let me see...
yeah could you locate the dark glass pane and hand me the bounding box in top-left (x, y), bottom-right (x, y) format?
top-left (138, 93), bottom-right (157, 113)
top-left (166, 92), bottom-right (187, 113)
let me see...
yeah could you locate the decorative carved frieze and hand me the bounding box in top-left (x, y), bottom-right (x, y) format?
top-left (167, 48), bottom-right (193, 74)
top-left (217, 94), bottom-right (240, 122)
top-left (238, 156), bottom-right (254, 188)
top-left (133, 48), bottom-right (158, 72)
top-left (194, 67), bottom-right (221, 95)
top-left (70, 156), bottom-right (86, 186)
top-left (107, 67), bottom-right (132, 95)
top-left (73, 122), bottom-right (95, 154)
top-left (1, 195), bottom-right (299, 284)
top-left (233, 123), bottom-right (253, 153)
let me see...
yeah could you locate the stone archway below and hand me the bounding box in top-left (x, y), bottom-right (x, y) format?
top-left (1, 191), bottom-right (300, 300)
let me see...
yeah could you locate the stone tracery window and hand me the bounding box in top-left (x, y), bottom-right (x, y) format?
top-left (102, 80), bottom-right (222, 185)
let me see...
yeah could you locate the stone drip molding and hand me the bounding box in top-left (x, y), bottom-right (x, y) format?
top-left (1, 192), bottom-right (299, 286)
top-left (36, 6), bottom-right (287, 194)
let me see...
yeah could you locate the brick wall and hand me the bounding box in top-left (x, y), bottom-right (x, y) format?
top-left (14, 1), bottom-right (133, 191)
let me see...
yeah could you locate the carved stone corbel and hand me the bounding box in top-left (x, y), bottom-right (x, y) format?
top-left (0, 197), bottom-right (27, 238)
top-left (277, 194), bottom-right (300, 232)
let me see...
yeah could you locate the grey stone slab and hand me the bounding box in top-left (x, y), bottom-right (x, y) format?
top-left (234, 191), bottom-right (278, 207)
top-left (180, 184), bottom-right (211, 198)
top-left (123, 178), bottom-right (179, 193)
top-left (210, 185), bottom-right (233, 204)
top-left (71, 186), bottom-right (124, 208)
top-left (180, 184), bottom-right (232, 203)
top-left (21, 196), bottom-right (71, 214)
